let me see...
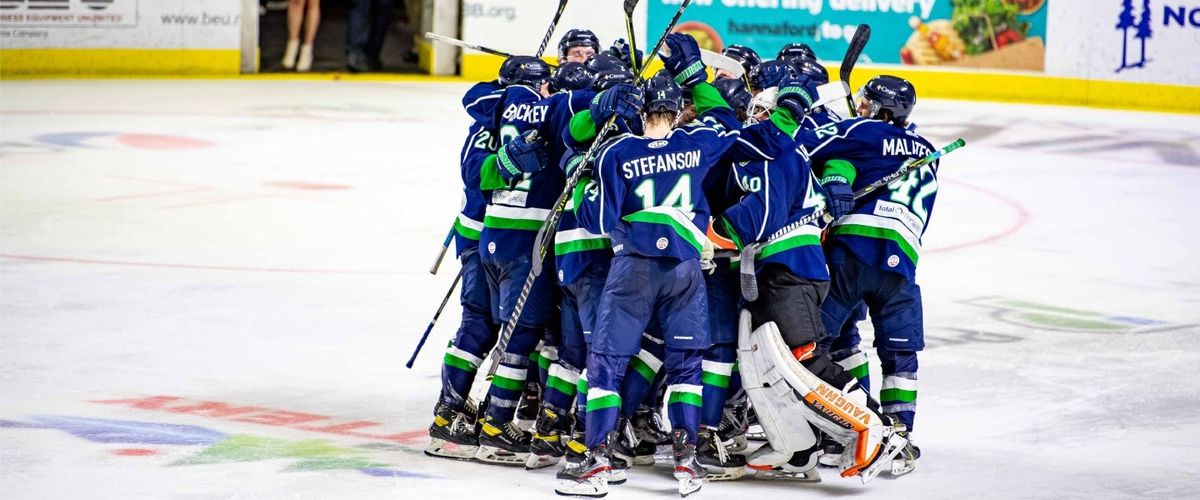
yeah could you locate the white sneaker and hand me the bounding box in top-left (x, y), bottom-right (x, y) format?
top-left (281, 39), bottom-right (299, 69)
top-left (296, 44), bottom-right (314, 72)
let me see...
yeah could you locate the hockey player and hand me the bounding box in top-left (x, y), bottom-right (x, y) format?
top-left (720, 73), bottom-right (911, 484)
top-left (426, 79), bottom-right (505, 461)
top-left (555, 33), bottom-right (745, 498)
top-left (470, 55), bottom-right (557, 465)
top-left (803, 75), bottom-right (934, 477)
top-left (717, 44), bottom-right (761, 81)
top-left (776, 42), bottom-right (818, 64)
top-left (559, 29), bottom-right (601, 64)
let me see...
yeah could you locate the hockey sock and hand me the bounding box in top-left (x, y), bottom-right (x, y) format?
top-left (619, 344), bottom-right (663, 418)
top-left (439, 313), bottom-right (495, 407)
top-left (585, 352), bottom-right (629, 449)
top-left (700, 342), bottom-right (736, 428)
top-left (832, 348), bottom-right (871, 392)
top-left (484, 325), bottom-right (540, 423)
top-left (543, 360), bottom-right (581, 415)
top-left (878, 348), bottom-right (918, 431)
top-left (665, 348), bottom-right (703, 445)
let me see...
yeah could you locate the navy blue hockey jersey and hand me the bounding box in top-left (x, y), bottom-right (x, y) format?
top-left (795, 118), bottom-right (939, 279)
top-left (455, 81), bottom-right (503, 255)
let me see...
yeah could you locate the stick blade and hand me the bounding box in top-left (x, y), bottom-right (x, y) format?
top-left (623, 0), bottom-right (640, 16)
top-left (840, 24), bottom-right (871, 82)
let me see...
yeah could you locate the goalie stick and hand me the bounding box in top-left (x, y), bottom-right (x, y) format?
top-left (484, 0), bottom-right (696, 379)
top-left (739, 138), bottom-right (966, 301)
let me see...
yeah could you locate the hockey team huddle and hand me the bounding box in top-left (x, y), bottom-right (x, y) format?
top-left (425, 26), bottom-right (941, 498)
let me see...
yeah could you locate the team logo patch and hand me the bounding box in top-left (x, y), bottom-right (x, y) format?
top-left (655, 237), bottom-right (669, 250)
top-left (648, 140), bottom-right (669, 149)
top-left (488, 242), bottom-right (497, 254)
top-left (887, 255), bottom-right (900, 267)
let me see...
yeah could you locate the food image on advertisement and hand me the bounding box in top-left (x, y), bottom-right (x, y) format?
top-left (675, 21), bottom-right (723, 52)
top-left (900, 0), bottom-right (1045, 71)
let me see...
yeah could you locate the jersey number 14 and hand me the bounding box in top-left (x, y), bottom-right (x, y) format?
top-left (634, 174), bottom-right (694, 213)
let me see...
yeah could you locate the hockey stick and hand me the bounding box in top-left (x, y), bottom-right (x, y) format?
top-left (839, 24), bottom-right (871, 118)
top-left (536, 0), bottom-right (571, 58)
top-left (406, 266), bottom-right (465, 368)
top-left (484, 0), bottom-right (694, 378)
top-left (622, 0), bottom-right (641, 72)
top-left (425, 32), bottom-right (560, 67)
top-left (429, 227), bottom-right (454, 274)
top-left (739, 138), bottom-right (965, 301)
top-left (659, 45), bottom-right (746, 79)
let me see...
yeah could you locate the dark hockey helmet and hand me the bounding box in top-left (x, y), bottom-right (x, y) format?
top-left (643, 69), bottom-right (683, 115)
top-left (795, 59), bottom-right (829, 86)
top-left (858, 75), bottom-right (917, 125)
top-left (588, 53), bottom-right (635, 91)
top-left (712, 76), bottom-right (752, 113)
top-left (748, 58), bottom-right (799, 90)
top-left (558, 29), bottom-right (601, 59)
top-left (549, 61), bottom-right (596, 93)
top-left (498, 55), bottom-right (552, 88)
top-left (776, 43), bottom-right (818, 64)
top-left (722, 44), bottom-right (762, 76)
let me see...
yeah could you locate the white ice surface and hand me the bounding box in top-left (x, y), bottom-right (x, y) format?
top-left (2, 80), bottom-right (1199, 499)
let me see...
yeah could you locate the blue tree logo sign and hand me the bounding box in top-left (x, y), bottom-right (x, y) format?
top-left (1117, 0), bottom-right (1155, 71)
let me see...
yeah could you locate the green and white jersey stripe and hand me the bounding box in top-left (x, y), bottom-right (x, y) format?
top-left (454, 214), bottom-right (484, 240)
top-left (484, 205), bottom-right (551, 231)
top-left (622, 206), bottom-right (707, 253)
top-left (554, 227), bottom-right (612, 255)
top-left (758, 223), bottom-right (823, 260)
top-left (832, 212), bottom-right (924, 264)
top-left (629, 348), bottom-right (664, 382)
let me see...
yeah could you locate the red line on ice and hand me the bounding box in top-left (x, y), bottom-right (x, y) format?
top-left (926, 178), bottom-right (1030, 254)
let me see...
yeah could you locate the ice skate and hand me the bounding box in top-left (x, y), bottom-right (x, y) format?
top-left (716, 402), bottom-right (750, 453)
top-left (842, 419), bottom-right (909, 484)
top-left (889, 427), bottom-right (920, 477)
top-left (696, 427), bottom-right (745, 480)
top-left (425, 402), bottom-right (478, 460)
top-left (611, 418), bottom-right (656, 466)
top-left (631, 407), bottom-right (671, 446)
top-left (817, 433), bottom-right (842, 467)
top-left (672, 430), bottom-right (707, 497)
top-left (476, 415), bottom-right (531, 465)
top-left (296, 44), bottom-right (313, 72)
top-left (556, 441), bottom-right (615, 497)
top-left (281, 39), bottom-right (299, 69)
top-left (527, 406), bottom-right (571, 469)
top-left (746, 441), bottom-right (822, 482)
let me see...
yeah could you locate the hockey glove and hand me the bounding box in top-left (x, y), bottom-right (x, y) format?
top-left (821, 178), bottom-right (854, 220)
top-left (662, 33), bottom-right (707, 88)
top-left (590, 82), bottom-right (644, 125)
top-left (776, 75), bottom-right (820, 119)
top-left (752, 59), bottom-right (797, 90)
top-left (605, 38), bottom-right (644, 71)
top-left (496, 130), bottom-right (548, 182)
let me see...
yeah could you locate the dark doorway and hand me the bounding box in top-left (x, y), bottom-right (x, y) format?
top-left (258, 0), bottom-right (421, 73)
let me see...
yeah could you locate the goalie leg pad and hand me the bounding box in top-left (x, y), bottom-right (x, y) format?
top-left (736, 310), bottom-right (890, 480)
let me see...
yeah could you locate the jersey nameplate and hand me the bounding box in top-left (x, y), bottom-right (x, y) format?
top-left (621, 150), bottom-right (701, 179)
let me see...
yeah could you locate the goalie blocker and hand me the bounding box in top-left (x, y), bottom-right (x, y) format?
top-left (736, 310), bottom-right (907, 483)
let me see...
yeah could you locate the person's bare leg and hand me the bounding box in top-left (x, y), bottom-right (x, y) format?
top-left (297, 0), bottom-right (320, 71)
top-left (282, 0), bottom-right (304, 68)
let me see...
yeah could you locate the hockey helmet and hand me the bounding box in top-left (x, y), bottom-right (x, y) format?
top-left (643, 69), bottom-right (683, 115)
top-left (558, 29), bottom-right (601, 60)
top-left (858, 75), bottom-right (916, 125)
top-left (549, 61), bottom-right (596, 93)
top-left (499, 55), bottom-right (552, 88)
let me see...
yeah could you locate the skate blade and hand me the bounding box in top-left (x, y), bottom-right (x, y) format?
top-left (554, 477), bottom-right (608, 498)
top-left (751, 468), bottom-right (821, 482)
top-left (677, 476), bottom-right (704, 497)
top-left (859, 434), bottom-right (909, 484)
top-left (474, 445), bottom-right (530, 466)
top-left (890, 458), bottom-right (916, 477)
top-left (701, 465), bottom-right (746, 481)
top-left (526, 453), bottom-right (563, 469)
top-left (424, 439), bottom-right (478, 460)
